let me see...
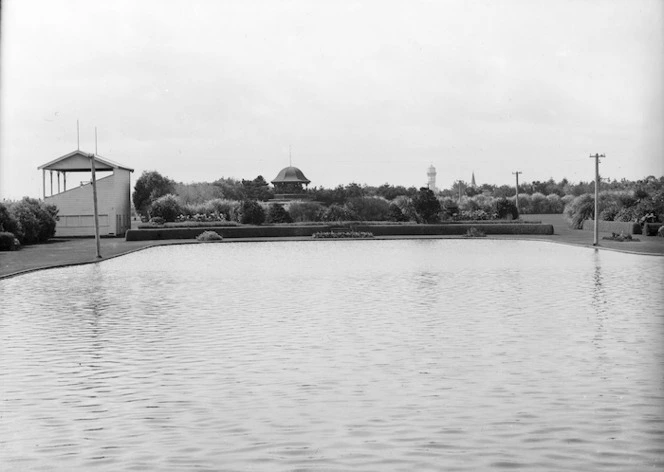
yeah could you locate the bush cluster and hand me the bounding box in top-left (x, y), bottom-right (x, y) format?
top-left (564, 189), bottom-right (664, 229)
top-left (195, 230), bottom-right (223, 241)
top-left (0, 198), bottom-right (59, 248)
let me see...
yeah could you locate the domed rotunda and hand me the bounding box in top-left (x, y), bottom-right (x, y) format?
top-left (271, 166), bottom-right (311, 196)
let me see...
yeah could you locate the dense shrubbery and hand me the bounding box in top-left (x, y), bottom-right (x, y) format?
top-left (288, 201), bottom-right (324, 222)
top-left (0, 198), bottom-right (59, 247)
top-left (266, 203), bottom-right (292, 224)
top-left (195, 230), bottom-right (223, 241)
top-left (344, 196), bottom-right (391, 221)
top-left (149, 194), bottom-right (182, 222)
top-left (238, 200), bottom-right (266, 225)
top-left (133, 171), bottom-right (176, 218)
top-left (495, 198), bottom-right (519, 220)
top-left (564, 188), bottom-right (664, 229)
top-left (0, 231), bottom-right (20, 250)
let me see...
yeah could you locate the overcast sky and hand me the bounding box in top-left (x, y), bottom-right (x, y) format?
top-left (1, 0), bottom-right (662, 200)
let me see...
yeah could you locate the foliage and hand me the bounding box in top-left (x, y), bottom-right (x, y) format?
top-left (238, 200), bottom-right (266, 225)
top-left (288, 201), bottom-right (324, 222)
top-left (242, 175), bottom-right (274, 201)
top-left (133, 171), bottom-right (176, 217)
top-left (322, 204), bottom-right (352, 222)
top-left (196, 230), bottom-right (223, 241)
top-left (464, 227), bottom-right (486, 238)
top-left (0, 202), bottom-right (19, 235)
top-left (7, 197), bottom-right (59, 244)
top-left (564, 194), bottom-right (594, 229)
top-left (149, 194), bottom-right (183, 222)
top-left (212, 177), bottom-right (246, 201)
top-left (439, 197), bottom-right (460, 220)
top-left (495, 198), bottom-right (519, 220)
top-left (0, 231), bottom-right (21, 251)
top-left (149, 216), bottom-right (166, 225)
top-left (175, 181), bottom-right (224, 204)
top-left (312, 231), bottom-right (374, 239)
top-left (392, 196), bottom-right (419, 222)
top-left (266, 203), bottom-right (293, 224)
top-left (388, 203), bottom-right (409, 222)
top-left (413, 187), bottom-right (441, 223)
top-left (344, 196), bottom-right (391, 221)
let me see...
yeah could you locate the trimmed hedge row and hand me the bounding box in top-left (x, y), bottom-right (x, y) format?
top-left (125, 223), bottom-right (554, 241)
top-left (643, 222), bottom-right (663, 236)
top-left (582, 220), bottom-right (641, 235)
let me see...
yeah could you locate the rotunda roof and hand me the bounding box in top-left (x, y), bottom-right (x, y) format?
top-left (271, 166), bottom-right (311, 184)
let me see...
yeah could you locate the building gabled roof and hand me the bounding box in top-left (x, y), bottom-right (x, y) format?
top-left (38, 150), bottom-right (134, 172)
top-left (271, 166), bottom-right (311, 185)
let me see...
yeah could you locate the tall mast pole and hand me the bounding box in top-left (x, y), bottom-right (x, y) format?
top-left (589, 153), bottom-right (605, 246)
top-left (91, 128), bottom-right (101, 258)
top-left (512, 171), bottom-right (522, 215)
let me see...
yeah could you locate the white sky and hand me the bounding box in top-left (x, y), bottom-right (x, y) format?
top-left (1, 0), bottom-right (663, 199)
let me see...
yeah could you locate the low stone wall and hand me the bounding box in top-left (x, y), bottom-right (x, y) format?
top-left (582, 220), bottom-right (641, 235)
top-left (126, 223), bottom-right (554, 241)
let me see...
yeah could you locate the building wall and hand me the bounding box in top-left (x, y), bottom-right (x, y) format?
top-left (46, 169), bottom-right (132, 237)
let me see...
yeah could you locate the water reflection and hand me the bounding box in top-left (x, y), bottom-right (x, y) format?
top-left (1, 240), bottom-right (662, 472)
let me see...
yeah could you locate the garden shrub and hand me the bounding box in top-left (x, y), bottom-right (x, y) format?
top-left (196, 230), bottom-right (223, 241)
top-left (413, 187), bottom-right (441, 223)
top-left (0, 231), bottom-right (20, 251)
top-left (288, 201), bottom-right (324, 222)
top-left (564, 194), bottom-right (594, 229)
top-left (149, 216), bottom-right (166, 225)
top-left (439, 197), bottom-right (460, 220)
top-left (388, 203), bottom-right (409, 222)
top-left (266, 203), bottom-right (292, 224)
top-left (238, 200), bottom-right (266, 225)
top-left (546, 194), bottom-right (564, 213)
top-left (464, 227), bottom-right (486, 238)
top-left (393, 196), bottom-right (419, 222)
top-left (345, 196), bottom-right (391, 221)
top-left (207, 199), bottom-right (241, 222)
top-left (0, 202), bottom-right (19, 235)
top-left (149, 194), bottom-right (182, 222)
top-left (8, 197), bottom-right (59, 244)
top-left (322, 204), bottom-right (352, 222)
top-left (495, 198), bottom-right (519, 220)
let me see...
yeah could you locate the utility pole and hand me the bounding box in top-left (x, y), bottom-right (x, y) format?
top-left (512, 171), bottom-right (522, 214)
top-left (90, 127), bottom-right (101, 259)
top-left (589, 153), bottom-right (605, 246)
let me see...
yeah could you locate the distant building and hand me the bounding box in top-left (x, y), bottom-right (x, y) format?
top-left (471, 171), bottom-right (477, 188)
top-left (427, 165), bottom-right (437, 191)
top-left (38, 150), bottom-right (134, 237)
top-left (271, 165), bottom-right (311, 200)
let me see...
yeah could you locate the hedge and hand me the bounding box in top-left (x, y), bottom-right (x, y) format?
top-left (126, 223), bottom-right (554, 241)
top-left (581, 220), bottom-right (641, 235)
top-left (643, 222), bottom-right (663, 236)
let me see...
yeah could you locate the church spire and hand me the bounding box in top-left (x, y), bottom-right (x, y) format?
top-left (471, 171), bottom-right (476, 188)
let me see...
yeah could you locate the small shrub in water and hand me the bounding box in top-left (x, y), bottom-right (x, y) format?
top-left (196, 230), bottom-right (223, 242)
top-left (464, 227), bottom-right (486, 238)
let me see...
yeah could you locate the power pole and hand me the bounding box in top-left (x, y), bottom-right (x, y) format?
top-left (512, 171), bottom-right (522, 214)
top-left (589, 153), bottom-right (605, 246)
top-left (91, 127), bottom-right (102, 259)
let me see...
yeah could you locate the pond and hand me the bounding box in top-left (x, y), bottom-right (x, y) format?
top-left (1, 240), bottom-right (662, 471)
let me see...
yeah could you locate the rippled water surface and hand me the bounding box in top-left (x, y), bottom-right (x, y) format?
top-left (1, 240), bottom-right (663, 471)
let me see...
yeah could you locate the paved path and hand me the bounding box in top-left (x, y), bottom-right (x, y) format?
top-left (1, 215), bottom-right (662, 279)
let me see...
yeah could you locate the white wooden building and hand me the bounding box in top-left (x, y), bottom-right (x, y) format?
top-left (38, 150), bottom-right (134, 237)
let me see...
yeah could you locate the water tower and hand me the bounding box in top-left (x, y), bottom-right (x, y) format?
top-left (427, 164), bottom-right (437, 191)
